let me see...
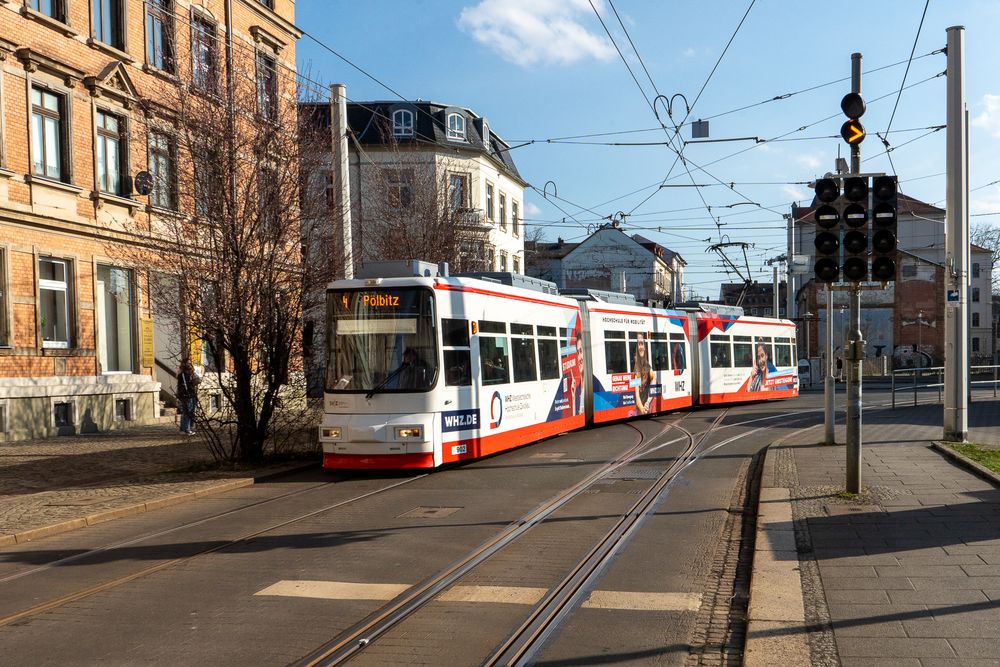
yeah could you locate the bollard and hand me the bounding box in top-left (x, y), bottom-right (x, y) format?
top-left (938, 368), bottom-right (942, 404)
top-left (891, 369), bottom-right (896, 410)
top-left (914, 368), bottom-right (918, 407)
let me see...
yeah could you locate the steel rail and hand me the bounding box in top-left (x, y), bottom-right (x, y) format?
top-left (483, 410), bottom-right (729, 666)
top-left (295, 415), bottom-right (691, 667)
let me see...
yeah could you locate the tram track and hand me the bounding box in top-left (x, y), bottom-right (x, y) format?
top-left (294, 411), bottom-right (722, 667)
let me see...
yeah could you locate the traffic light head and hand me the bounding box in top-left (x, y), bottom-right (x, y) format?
top-left (815, 178), bottom-right (839, 204)
top-left (813, 202), bottom-right (840, 283)
top-left (843, 177), bottom-right (868, 201)
top-left (870, 175), bottom-right (898, 282)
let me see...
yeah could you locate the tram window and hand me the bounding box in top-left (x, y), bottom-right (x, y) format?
top-left (775, 344), bottom-right (792, 367)
top-left (479, 320), bottom-right (506, 334)
top-left (537, 325), bottom-right (556, 337)
top-left (650, 332), bottom-right (667, 340)
top-left (628, 332), bottom-right (652, 374)
top-left (710, 341), bottom-right (732, 368)
top-left (671, 342), bottom-right (687, 371)
top-left (512, 337), bottom-right (537, 382)
top-left (480, 336), bottom-right (510, 385)
top-left (669, 333), bottom-right (684, 341)
top-left (559, 327), bottom-right (568, 340)
top-left (650, 341), bottom-right (670, 371)
top-left (444, 349), bottom-right (472, 386)
top-left (442, 318), bottom-right (470, 347)
top-left (605, 330), bottom-right (625, 339)
top-left (511, 323), bottom-right (533, 336)
top-left (537, 338), bottom-right (560, 379)
top-left (733, 341), bottom-right (753, 367)
top-left (605, 339), bottom-right (628, 374)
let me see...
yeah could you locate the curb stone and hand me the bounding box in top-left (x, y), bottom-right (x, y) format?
top-left (1, 460), bottom-right (317, 546)
top-left (931, 441), bottom-right (1000, 487)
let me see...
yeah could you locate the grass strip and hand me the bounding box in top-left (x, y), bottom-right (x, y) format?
top-left (948, 443), bottom-right (1000, 475)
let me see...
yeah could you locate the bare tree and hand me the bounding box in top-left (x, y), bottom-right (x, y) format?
top-left (972, 223), bottom-right (1000, 293)
top-left (116, 49), bottom-right (337, 463)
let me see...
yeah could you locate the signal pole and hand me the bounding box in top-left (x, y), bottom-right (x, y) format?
top-left (944, 27), bottom-right (969, 441)
top-left (845, 52), bottom-right (864, 493)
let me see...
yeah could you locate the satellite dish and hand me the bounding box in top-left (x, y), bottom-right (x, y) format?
top-left (134, 170), bottom-right (154, 196)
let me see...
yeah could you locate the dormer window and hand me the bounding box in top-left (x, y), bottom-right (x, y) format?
top-left (482, 120), bottom-right (490, 148)
top-left (447, 112), bottom-right (466, 141)
top-left (392, 109), bottom-right (414, 137)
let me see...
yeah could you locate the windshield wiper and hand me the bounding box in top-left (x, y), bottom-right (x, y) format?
top-left (365, 365), bottom-right (405, 399)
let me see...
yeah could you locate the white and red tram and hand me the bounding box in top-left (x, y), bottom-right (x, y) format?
top-left (319, 266), bottom-right (798, 469)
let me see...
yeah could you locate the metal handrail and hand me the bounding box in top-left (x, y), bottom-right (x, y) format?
top-left (890, 364), bottom-right (1000, 408)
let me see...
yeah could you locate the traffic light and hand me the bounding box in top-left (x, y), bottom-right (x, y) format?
top-left (813, 178), bottom-right (840, 283)
top-left (841, 176), bottom-right (869, 282)
top-left (870, 175), bottom-right (898, 282)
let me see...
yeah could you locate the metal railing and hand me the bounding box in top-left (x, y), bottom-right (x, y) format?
top-left (890, 364), bottom-right (1000, 409)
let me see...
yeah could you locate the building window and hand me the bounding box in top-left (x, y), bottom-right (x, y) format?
top-left (482, 119), bottom-right (490, 147)
top-left (486, 246), bottom-right (495, 270)
top-left (513, 256), bottom-right (520, 274)
top-left (53, 401), bottom-right (74, 428)
top-left (96, 265), bottom-right (134, 372)
top-left (30, 0), bottom-right (66, 22)
top-left (93, 0), bottom-right (125, 49)
top-left (973, 312), bottom-right (981, 328)
top-left (148, 131), bottom-right (175, 209)
top-left (972, 337), bottom-right (980, 353)
top-left (973, 287), bottom-right (980, 303)
top-left (392, 109), bottom-right (414, 137)
top-left (39, 258), bottom-right (71, 349)
top-left (499, 193), bottom-right (507, 231)
top-left (256, 0), bottom-right (274, 8)
top-left (96, 110), bottom-right (126, 195)
top-left (485, 182), bottom-right (494, 221)
top-left (191, 15), bottom-right (217, 93)
top-left (500, 251), bottom-right (508, 272)
top-left (114, 397), bottom-right (132, 421)
top-left (146, 0), bottom-right (174, 72)
top-left (386, 170), bottom-right (413, 209)
top-left (256, 51), bottom-right (278, 120)
top-left (512, 201), bottom-right (520, 237)
top-left (31, 87), bottom-right (67, 181)
top-left (194, 144), bottom-right (221, 218)
top-left (324, 172), bottom-right (336, 209)
top-left (449, 174), bottom-right (467, 210)
top-left (447, 112), bottom-right (466, 141)
top-left (973, 263), bottom-right (980, 279)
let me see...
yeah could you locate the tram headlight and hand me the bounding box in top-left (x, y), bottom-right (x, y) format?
top-left (320, 427), bottom-right (342, 440)
top-left (394, 426), bottom-right (423, 440)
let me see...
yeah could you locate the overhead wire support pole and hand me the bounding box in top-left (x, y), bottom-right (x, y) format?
top-left (846, 52), bottom-right (864, 494)
top-left (944, 26), bottom-right (969, 441)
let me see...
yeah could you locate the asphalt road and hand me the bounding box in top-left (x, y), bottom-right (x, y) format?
top-left (0, 394), bottom-right (835, 665)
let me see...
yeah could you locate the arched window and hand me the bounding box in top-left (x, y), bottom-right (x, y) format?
top-left (447, 112), bottom-right (466, 141)
top-left (482, 119), bottom-right (490, 147)
top-left (392, 109), bottom-right (414, 137)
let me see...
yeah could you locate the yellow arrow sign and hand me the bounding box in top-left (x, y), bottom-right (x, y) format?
top-left (841, 120), bottom-right (866, 145)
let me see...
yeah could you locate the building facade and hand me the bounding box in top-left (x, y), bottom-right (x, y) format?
top-left (526, 227), bottom-right (686, 305)
top-left (719, 282), bottom-right (787, 317)
top-left (0, 0), bottom-right (300, 440)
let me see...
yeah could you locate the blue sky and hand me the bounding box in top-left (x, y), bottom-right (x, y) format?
top-left (296, 0), bottom-right (1000, 299)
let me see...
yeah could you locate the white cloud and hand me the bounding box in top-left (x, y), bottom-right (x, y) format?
top-left (782, 184), bottom-right (807, 203)
top-left (795, 153), bottom-right (823, 170)
top-left (681, 47), bottom-right (696, 59)
top-left (525, 201), bottom-right (543, 219)
top-left (458, 0), bottom-right (616, 67)
top-left (973, 94), bottom-right (1000, 138)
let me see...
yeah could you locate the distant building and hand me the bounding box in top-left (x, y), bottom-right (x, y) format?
top-left (525, 226), bottom-right (685, 304)
top-left (719, 283), bottom-right (787, 317)
top-left (792, 194), bottom-right (992, 367)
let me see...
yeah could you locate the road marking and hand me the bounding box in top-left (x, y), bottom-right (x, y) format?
top-left (439, 585), bottom-right (547, 604)
top-left (582, 590), bottom-right (702, 611)
top-left (256, 581), bottom-right (701, 611)
top-left (255, 580), bottom-right (409, 601)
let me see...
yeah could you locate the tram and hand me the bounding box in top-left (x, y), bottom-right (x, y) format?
top-left (319, 262), bottom-right (798, 469)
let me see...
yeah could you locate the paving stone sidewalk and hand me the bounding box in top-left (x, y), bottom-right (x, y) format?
top-left (750, 400), bottom-right (1000, 666)
top-left (0, 424), bottom-right (316, 544)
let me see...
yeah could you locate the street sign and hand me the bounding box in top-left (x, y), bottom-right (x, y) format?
top-left (134, 170), bottom-right (154, 196)
top-left (840, 120), bottom-right (865, 145)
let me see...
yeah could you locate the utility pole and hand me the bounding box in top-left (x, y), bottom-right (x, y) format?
top-left (944, 26), bottom-right (969, 441)
top-left (845, 52), bottom-right (864, 493)
top-left (330, 84), bottom-right (354, 279)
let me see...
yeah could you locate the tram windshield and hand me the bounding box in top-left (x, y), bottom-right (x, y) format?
top-left (326, 287), bottom-right (437, 393)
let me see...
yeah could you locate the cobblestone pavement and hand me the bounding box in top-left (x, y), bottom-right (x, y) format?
top-left (774, 399), bottom-right (1000, 666)
top-left (0, 424), bottom-right (315, 541)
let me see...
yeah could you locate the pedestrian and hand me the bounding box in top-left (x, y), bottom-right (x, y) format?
top-left (176, 360), bottom-right (200, 435)
top-left (836, 356), bottom-right (843, 382)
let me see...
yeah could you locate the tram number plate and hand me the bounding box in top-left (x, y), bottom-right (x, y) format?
top-left (452, 444), bottom-right (468, 455)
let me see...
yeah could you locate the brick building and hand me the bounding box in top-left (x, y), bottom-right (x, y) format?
top-left (0, 0), bottom-right (300, 440)
top-left (719, 282), bottom-right (787, 317)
